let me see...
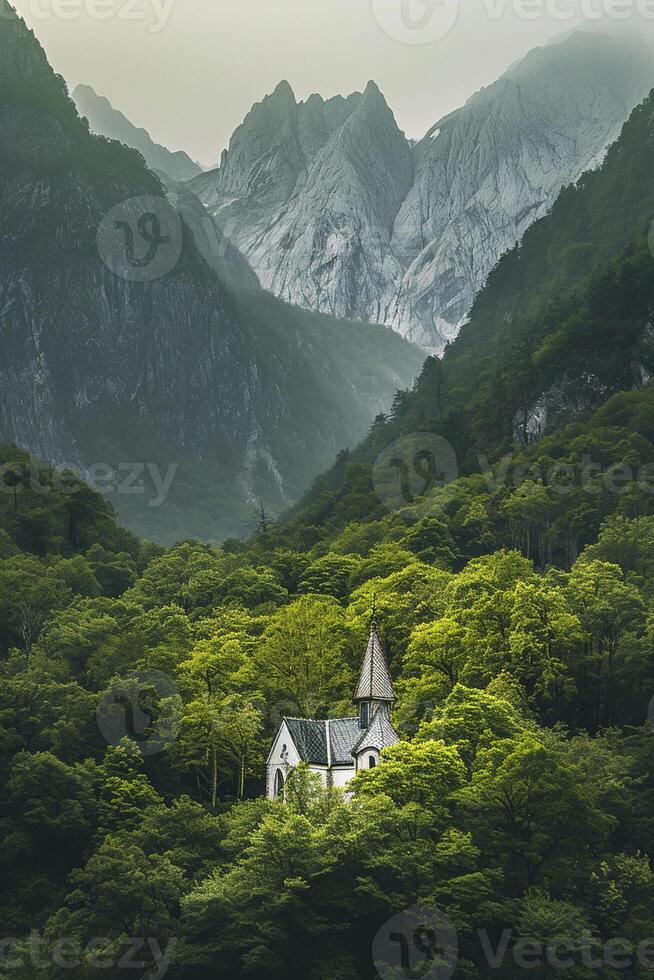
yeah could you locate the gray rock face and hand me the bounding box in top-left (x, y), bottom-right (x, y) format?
top-left (0, 14), bottom-right (424, 543)
top-left (73, 84), bottom-right (203, 183)
top-left (513, 340), bottom-right (654, 449)
top-left (164, 183), bottom-right (261, 290)
top-left (388, 33), bottom-right (653, 351)
top-left (191, 33), bottom-right (653, 354)
top-left (252, 81), bottom-right (414, 325)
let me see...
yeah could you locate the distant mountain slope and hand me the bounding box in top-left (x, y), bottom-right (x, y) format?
top-left (165, 182), bottom-right (261, 290)
top-left (73, 83), bottom-right (202, 182)
top-left (280, 86), bottom-right (654, 538)
top-left (388, 32), bottom-right (652, 350)
top-left (0, 4), bottom-right (424, 544)
top-left (191, 32), bottom-right (652, 353)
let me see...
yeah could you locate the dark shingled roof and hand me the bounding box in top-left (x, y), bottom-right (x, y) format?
top-left (284, 717), bottom-right (365, 766)
top-left (354, 626), bottom-right (395, 702)
top-left (328, 718), bottom-right (362, 765)
top-left (284, 711), bottom-right (399, 766)
top-left (284, 718), bottom-right (327, 765)
top-left (353, 708), bottom-right (399, 755)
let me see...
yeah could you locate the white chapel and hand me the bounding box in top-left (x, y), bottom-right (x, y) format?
top-left (266, 620), bottom-right (399, 799)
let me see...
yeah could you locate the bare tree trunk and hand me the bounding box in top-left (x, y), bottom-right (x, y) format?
top-left (211, 746), bottom-right (218, 809)
top-left (18, 600), bottom-right (45, 658)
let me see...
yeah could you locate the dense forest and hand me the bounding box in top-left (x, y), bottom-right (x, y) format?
top-left (2, 375), bottom-right (654, 978)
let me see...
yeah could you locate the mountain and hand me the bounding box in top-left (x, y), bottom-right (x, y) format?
top-left (388, 32), bottom-right (652, 351)
top-left (191, 32), bottom-right (652, 353)
top-left (191, 79), bottom-right (414, 329)
top-left (165, 183), bottom-right (261, 290)
top-left (0, 4), bottom-right (424, 544)
top-left (278, 83), bottom-right (654, 555)
top-left (73, 83), bottom-right (203, 182)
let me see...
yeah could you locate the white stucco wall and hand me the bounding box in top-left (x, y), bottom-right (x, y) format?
top-left (355, 748), bottom-right (380, 772)
top-left (311, 766), bottom-right (330, 787)
top-left (266, 721), bottom-right (301, 800)
top-left (331, 765), bottom-right (355, 789)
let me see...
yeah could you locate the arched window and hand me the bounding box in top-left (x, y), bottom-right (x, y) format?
top-left (368, 755), bottom-right (377, 769)
top-left (274, 768), bottom-right (286, 799)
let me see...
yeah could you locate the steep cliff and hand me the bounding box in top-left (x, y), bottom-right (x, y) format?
top-left (0, 5), bottom-right (424, 543)
top-left (191, 32), bottom-right (652, 353)
top-left (285, 84), bottom-right (654, 531)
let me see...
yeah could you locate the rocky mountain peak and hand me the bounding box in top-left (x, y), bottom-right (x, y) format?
top-left (269, 78), bottom-right (296, 104)
top-left (349, 79), bottom-right (397, 128)
top-left (361, 79), bottom-right (384, 101)
top-left (246, 80), bottom-right (298, 130)
top-left (183, 33), bottom-right (654, 354)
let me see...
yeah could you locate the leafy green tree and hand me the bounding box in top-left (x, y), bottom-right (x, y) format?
top-left (457, 731), bottom-right (620, 897)
top-left (566, 559), bottom-right (645, 728)
top-left (216, 566), bottom-right (289, 609)
top-left (352, 739), bottom-right (466, 826)
top-left (174, 634), bottom-right (260, 805)
top-left (0, 670), bottom-right (99, 764)
top-left (256, 596), bottom-right (351, 717)
top-left (95, 741), bottom-right (163, 835)
top-left (44, 840), bottom-right (183, 976)
top-left (299, 554), bottom-right (360, 600)
top-left (0, 556), bottom-right (73, 654)
top-left (216, 694), bottom-right (265, 799)
top-left (421, 685), bottom-right (528, 766)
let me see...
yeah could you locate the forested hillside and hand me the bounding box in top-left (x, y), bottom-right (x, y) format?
top-left (2, 412), bottom-right (654, 976)
top-left (292, 88), bottom-right (654, 508)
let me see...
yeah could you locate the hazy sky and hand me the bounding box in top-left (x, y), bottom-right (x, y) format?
top-left (13, 0), bottom-right (654, 167)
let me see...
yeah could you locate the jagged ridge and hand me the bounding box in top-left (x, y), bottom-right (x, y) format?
top-left (190, 32), bottom-right (653, 354)
top-left (0, 9), bottom-right (424, 543)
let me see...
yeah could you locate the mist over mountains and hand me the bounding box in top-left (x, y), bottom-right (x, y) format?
top-left (0, 2), bottom-right (423, 543)
top-left (189, 31), bottom-right (652, 353)
top-left (73, 84), bottom-right (203, 183)
top-left (3, 2), bottom-right (654, 545)
top-left (72, 33), bottom-right (652, 356)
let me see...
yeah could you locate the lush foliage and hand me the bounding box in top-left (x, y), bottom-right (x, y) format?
top-left (1, 433), bottom-right (654, 979)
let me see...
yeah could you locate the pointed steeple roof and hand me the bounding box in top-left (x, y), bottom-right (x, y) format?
top-left (352, 707), bottom-right (399, 756)
top-left (354, 623), bottom-right (395, 703)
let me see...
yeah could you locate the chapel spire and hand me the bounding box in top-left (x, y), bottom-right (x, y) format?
top-left (354, 617), bottom-right (395, 713)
